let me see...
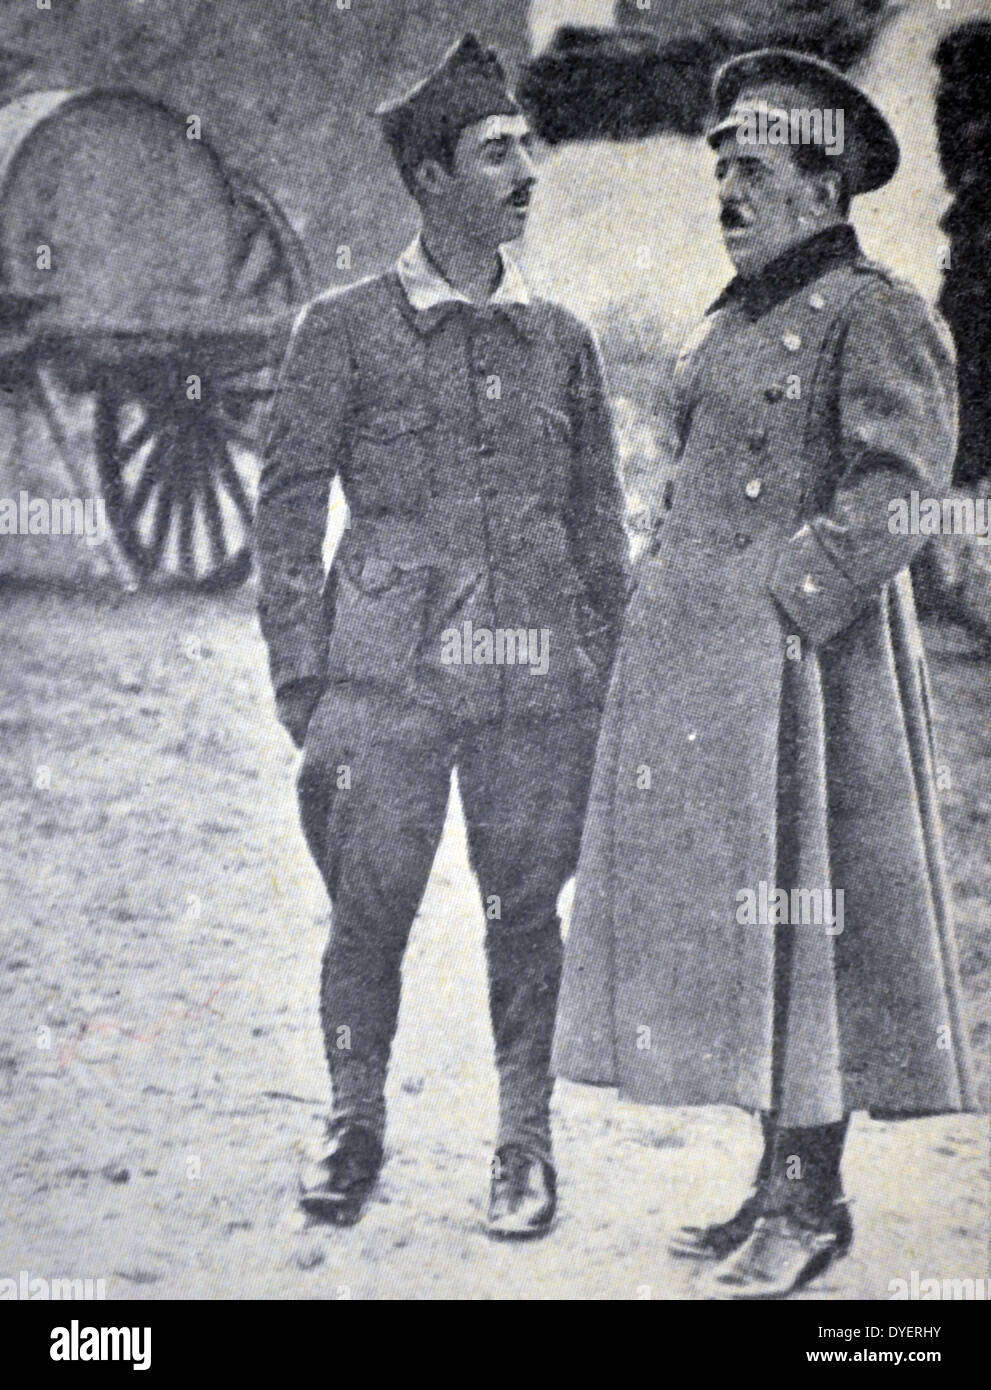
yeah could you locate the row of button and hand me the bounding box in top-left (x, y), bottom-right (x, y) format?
top-left (471, 330), bottom-right (498, 458)
top-left (778, 291), bottom-right (825, 615)
top-left (699, 293), bottom-right (828, 556)
top-left (764, 296), bottom-right (825, 393)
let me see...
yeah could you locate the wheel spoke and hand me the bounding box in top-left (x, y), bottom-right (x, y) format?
top-left (212, 396), bottom-right (262, 449)
top-left (216, 445), bottom-right (254, 524)
top-left (186, 427), bottom-right (231, 573)
top-left (144, 474), bottom-right (175, 572)
top-left (227, 208), bottom-right (265, 288)
top-left (94, 390), bottom-right (125, 498)
top-left (198, 460), bottom-right (228, 569)
top-left (119, 412), bottom-right (156, 463)
top-left (240, 252), bottom-right (285, 300)
top-left (231, 219), bottom-right (286, 303)
top-left (177, 486), bottom-right (197, 581)
top-left (125, 439), bottom-right (166, 527)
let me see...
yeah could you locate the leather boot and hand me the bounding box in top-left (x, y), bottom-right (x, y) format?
top-left (668, 1112), bottom-right (776, 1260)
top-left (487, 1144), bottom-right (557, 1239)
top-left (298, 1124), bottom-right (383, 1226)
top-left (703, 1117), bottom-right (852, 1299)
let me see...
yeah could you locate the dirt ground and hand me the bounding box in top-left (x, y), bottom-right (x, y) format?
top-left (0, 580), bottom-right (987, 1301)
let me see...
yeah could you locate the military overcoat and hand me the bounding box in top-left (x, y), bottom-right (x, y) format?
top-left (553, 226), bottom-right (976, 1119)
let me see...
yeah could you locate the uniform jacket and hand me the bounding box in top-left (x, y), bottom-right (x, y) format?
top-left (255, 254), bottom-right (629, 723)
top-left (553, 224), bottom-right (976, 1118)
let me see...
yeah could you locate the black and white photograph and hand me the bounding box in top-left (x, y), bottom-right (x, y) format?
top-left (0, 0), bottom-right (988, 1333)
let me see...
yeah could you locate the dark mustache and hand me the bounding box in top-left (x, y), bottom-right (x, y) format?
top-left (506, 182), bottom-right (535, 204)
top-left (720, 204), bottom-right (747, 229)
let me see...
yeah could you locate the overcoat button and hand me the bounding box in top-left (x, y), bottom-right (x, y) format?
top-left (809, 293), bottom-right (826, 311)
top-left (476, 440), bottom-right (495, 457)
top-left (764, 384), bottom-right (785, 402)
top-left (484, 482), bottom-right (498, 498)
top-left (747, 430), bottom-right (767, 452)
top-left (782, 331), bottom-right (802, 351)
top-left (733, 532), bottom-right (751, 550)
top-left (801, 574), bottom-right (821, 595)
top-left (744, 477), bottom-right (763, 499)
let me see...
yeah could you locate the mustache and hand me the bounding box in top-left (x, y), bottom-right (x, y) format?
top-left (720, 203), bottom-right (750, 230)
top-left (506, 181), bottom-right (535, 206)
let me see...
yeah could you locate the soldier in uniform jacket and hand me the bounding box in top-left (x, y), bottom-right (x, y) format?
top-left (255, 33), bottom-right (629, 1236)
top-left (553, 50), bottom-right (976, 1297)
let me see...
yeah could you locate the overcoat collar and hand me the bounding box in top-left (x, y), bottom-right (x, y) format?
top-left (708, 222), bottom-right (861, 321)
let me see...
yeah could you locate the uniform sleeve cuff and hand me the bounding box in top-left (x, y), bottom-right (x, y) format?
top-left (265, 613), bottom-right (328, 696)
top-left (769, 525), bottom-right (870, 647)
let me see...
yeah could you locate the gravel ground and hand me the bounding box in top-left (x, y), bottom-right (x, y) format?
top-left (0, 582), bottom-right (987, 1300)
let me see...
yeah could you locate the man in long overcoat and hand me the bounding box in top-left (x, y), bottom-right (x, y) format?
top-left (553, 49), bottom-right (976, 1297)
top-left (255, 35), bottom-right (628, 1236)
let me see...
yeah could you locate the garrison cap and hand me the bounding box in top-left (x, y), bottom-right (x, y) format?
top-left (706, 48), bottom-right (900, 195)
top-left (375, 33), bottom-right (520, 177)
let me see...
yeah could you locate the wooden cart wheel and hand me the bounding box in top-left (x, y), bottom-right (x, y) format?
top-left (90, 175), bottom-right (310, 591)
top-left (93, 377), bottom-right (256, 592)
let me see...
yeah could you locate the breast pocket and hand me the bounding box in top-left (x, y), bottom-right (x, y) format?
top-left (349, 403), bottom-right (438, 514)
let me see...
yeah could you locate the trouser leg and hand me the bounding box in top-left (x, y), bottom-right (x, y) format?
top-left (766, 1115), bottom-right (851, 1223)
top-left (297, 686), bottom-right (453, 1143)
top-left (458, 709), bottom-right (600, 1164)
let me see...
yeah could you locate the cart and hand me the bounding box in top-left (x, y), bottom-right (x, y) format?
top-left (0, 87), bottom-right (310, 590)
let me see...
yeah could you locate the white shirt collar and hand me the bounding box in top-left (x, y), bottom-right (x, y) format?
top-left (396, 235), bottom-right (530, 313)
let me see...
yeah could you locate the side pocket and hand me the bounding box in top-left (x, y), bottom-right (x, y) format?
top-left (352, 404), bottom-right (437, 443)
top-left (325, 554), bottom-right (433, 684)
